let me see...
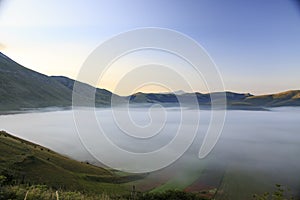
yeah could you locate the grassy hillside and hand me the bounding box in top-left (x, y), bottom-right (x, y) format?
top-left (0, 130), bottom-right (140, 195)
top-left (51, 76), bottom-right (124, 106)
top-left (0, 53), bottom-right (72, 111)
top-left (1, 52), bottom-right (299, 110)
top-left (0, 53), bottom-right (124, 111)
top-left (245, 90), bottom-right (300, 107)
top-left (128, 90), bottom-right (300, 108)
top-left (0, 131), bottom-right (211, 199)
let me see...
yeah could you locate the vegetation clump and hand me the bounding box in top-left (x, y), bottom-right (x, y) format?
top-left (0, 184), bottom-right (209, 200)
top-left (253, 184), bottom-right (295, 200)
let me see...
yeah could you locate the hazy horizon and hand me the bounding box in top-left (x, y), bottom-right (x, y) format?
top-left (0, 0), bottom-right (300, 95)
top-left (0, 51), bottom-right (299, 97)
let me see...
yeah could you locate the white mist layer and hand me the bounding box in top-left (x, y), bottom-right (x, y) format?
top-left (0, 107), bottom-right (299, 191)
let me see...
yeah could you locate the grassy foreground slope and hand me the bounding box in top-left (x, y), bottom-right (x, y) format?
top-left (0, 131), bottom-right (209, 199)
top-left (0, 131), bottom-right (132, 195)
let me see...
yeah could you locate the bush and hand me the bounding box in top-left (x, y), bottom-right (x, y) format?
top-left (0, 185), bottom-right (113, 200)
top-left (136, 190), bottom-right (206, 200)
top-left (253, 184), bottom-right (295, 200)
top-left (0, 175), bottom-right (6, 186)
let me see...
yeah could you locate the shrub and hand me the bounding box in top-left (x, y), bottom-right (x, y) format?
top-left (136, 190), bottom-right (206, 200)
top-left (253, 184), bottom-right (295, 200)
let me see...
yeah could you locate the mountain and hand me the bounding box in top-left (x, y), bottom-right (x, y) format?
top-left (128, 92), bottom-right (250, 104)
top-left (128, 91), bottom-right (252, 107)
top-left (244, 90), bottom-right (300, 107)
top-left (0, 52), bottom-right (121, 111)
top-left (0, 131), bottom-right (145, 194)
top-left (51, 76), bottom-right (124, 106)
top-left (0, 52), bottom-right (299, 110)
top-left (128, 90), bottom-right (300, 108)
top-left (0, 52), bottom-right (72, 110)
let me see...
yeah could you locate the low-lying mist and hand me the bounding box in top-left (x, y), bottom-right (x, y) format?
top-left (0, 106), bottom-right (299, 196)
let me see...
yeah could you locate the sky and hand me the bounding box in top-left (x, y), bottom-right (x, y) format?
top-left (0, 0), bottom-right (299, 95)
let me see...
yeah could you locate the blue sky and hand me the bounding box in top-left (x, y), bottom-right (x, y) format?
top-left (0, 0), bottom-right (299, 95)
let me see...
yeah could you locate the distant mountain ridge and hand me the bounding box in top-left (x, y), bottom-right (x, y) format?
top-left (244, 90), bottom-right (300, 107)
top-left (0, 52), bottom-right (299, 111)
top-left (128, 90), bottom-right (300, 109)
top-left (0, 52), bottom-right (120, 111)
top-left (51, 76), bottom-right (123, 106)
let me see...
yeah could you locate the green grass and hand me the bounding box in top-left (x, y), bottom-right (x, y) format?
top-left (214, 168), bottom-right (273, 200)
top-left (0, 53), bottom-right (72, 110)
top-left (0, 131), bottom-right (139, 195)
top-left (0, 131), bottom-right (296, 200)
top-left (0, 184), bottom-right (114, 200)
top-left (150, 161), bottom-right (207, 193)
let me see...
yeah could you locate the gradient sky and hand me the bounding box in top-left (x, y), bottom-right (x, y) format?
top-left (0, 0), bottom-right (299, 95)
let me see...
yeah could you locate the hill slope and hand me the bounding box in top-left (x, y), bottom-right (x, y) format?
top-left (245, 90), bottom-right (300, 107)
top-left (0, 52), bottom-right (299, 110)
top-left (51, 76), bottom-right (124, 106)
top-left (0, 131), bottom-right (138, 194)
top-left (128, 90), bottom-right (300, 108)
top-left (128, 91), bottom-right (252, 104)
top-left (0, 53), bottom-right (72, 110)
top-left (0, 53), bottom-right (121, 111)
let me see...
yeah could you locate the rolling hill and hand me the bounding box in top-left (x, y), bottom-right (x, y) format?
top-left (51, 75), bottom-right (124, 106)
top-left (128, 90), bottom-right (300, 109)
top-left (0, 52), bottom-right (120, 111)
top-left (244, 90), bottom-right (300, 107)
top-left (128, 91), bottom-right (253, 106)
top-left (0, 52), bottom-right (299, 110)
top-left (0, 130), bottom-right (141, 194)
top-left (0, 53), bottom-right (72, 111)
